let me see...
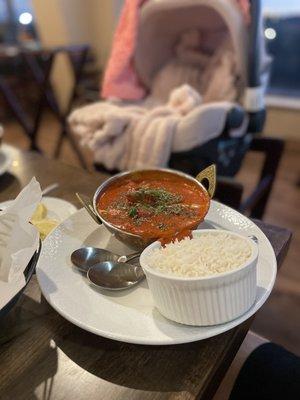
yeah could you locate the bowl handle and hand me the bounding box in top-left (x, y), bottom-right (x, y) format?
top-left (76, 193), bottom-right (102, 225)
top-left (195, 164), bottom-right (216, 199)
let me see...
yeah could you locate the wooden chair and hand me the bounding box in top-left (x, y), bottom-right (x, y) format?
top-left (216, 137), bottom-right (284, 219)
top-left (0, 45), bottom-right (90, 169)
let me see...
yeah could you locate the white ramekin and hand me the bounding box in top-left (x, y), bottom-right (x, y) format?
top-left (140, 229), bottom-right (258, 326)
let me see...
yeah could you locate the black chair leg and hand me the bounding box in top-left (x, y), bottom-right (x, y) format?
top-left (241, 137), bottom-right (285, 219)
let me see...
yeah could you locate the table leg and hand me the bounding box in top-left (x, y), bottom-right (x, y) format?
top-left (0, 77), bottom-right (33, 138)
top-left (22, 51), bottom-right (55, 151)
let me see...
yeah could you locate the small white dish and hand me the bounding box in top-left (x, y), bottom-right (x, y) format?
top-left (40, 197), bottom-right (77, 221)
top-left (140, 230), bottom-right (258, 326)
top-left (0, 197), bottom-right (77, 222)
top-left (0, 144), bottom-right (12, 176)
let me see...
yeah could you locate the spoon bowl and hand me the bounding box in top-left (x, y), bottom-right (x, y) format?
top-left (87, 261), bottom-right (145, 290)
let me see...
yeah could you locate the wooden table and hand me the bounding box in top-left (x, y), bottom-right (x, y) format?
top-left (0, 146), bottom-right (292, 400)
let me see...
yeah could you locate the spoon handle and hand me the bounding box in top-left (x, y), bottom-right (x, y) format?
top-left (42, 182), bottom-right (59, 196)
top-left (248, 235), bottom-right (258, 243)
top-left (126, 252), bottom-right (141, 262)
top-left (117, 252), bottom-right (141, 263)
top-left (76, 193), bottom-right (101, 225)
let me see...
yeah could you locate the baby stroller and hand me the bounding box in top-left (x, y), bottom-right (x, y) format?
top-left (70, 0), bottom-right (282, 217)
top-left (133, 0), bottom-right (270, 177)
top-left (91, 0), bottom-right (270, 177)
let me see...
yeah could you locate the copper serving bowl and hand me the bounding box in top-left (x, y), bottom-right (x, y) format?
top-left (77, 165), bottom-right (216, 250)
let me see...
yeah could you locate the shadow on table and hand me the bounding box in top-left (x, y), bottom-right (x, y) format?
top-left (0, 292), bottom-right (58, 400)
top-left (55, 324), bottom-right (213, 393)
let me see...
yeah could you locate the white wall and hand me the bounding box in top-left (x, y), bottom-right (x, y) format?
top-left (87, 0), bottom-right (115, 68)
top-left (32, 0), bottom-right (73, 109)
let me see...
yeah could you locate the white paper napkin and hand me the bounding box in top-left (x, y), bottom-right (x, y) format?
top-left (0, 177), bottom-right (42, 309)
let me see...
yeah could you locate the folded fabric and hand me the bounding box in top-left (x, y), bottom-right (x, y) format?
top-left (0, 177), bottom-right (41, 309)
top-left (0, 177), bottom-right (41, 283)
top-left (125, 107), bottom-right (179, 169)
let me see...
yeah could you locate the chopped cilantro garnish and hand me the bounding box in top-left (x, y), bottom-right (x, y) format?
top-left (110, 185), bottom-right (195, 225)
top-left (128, 206), bottom-right (137, 218)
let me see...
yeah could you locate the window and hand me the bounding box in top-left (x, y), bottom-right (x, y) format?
top-left (263, 0), bottom-right (300, 99)
top-left (0, 0), bottom-right (37, 45)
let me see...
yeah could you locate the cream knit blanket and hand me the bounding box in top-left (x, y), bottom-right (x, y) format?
top-left (69, 84), bottom-right (202, 170)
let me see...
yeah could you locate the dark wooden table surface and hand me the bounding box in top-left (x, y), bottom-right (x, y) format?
top-left (0, 146), bottom-right (292, 400)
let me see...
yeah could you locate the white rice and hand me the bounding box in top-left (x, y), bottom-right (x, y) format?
top-left (145, 232), bottom-right (252, 278)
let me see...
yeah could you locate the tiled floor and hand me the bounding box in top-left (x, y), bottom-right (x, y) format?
top-left (3, 114), bottom-right (300, 355)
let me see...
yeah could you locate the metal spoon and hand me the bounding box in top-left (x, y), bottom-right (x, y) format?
top-left (42, 183), bottom-right (59, 196)
top-left (87, 261), bottom-right (145, 290)
top-left (71, 246), bottom-right (140, 273)
top-left (248, 235), bottom-right (258, 243)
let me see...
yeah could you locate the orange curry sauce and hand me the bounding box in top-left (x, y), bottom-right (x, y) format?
top-left (97, 171), bottom-right (210, 243)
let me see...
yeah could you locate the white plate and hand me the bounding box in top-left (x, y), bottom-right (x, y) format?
top-left (0, 197), bottom-right (77, 222)
top-left (36, 201), bottom-right (277, 345)
top-left (0, 144), bottom-right (12, 176)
